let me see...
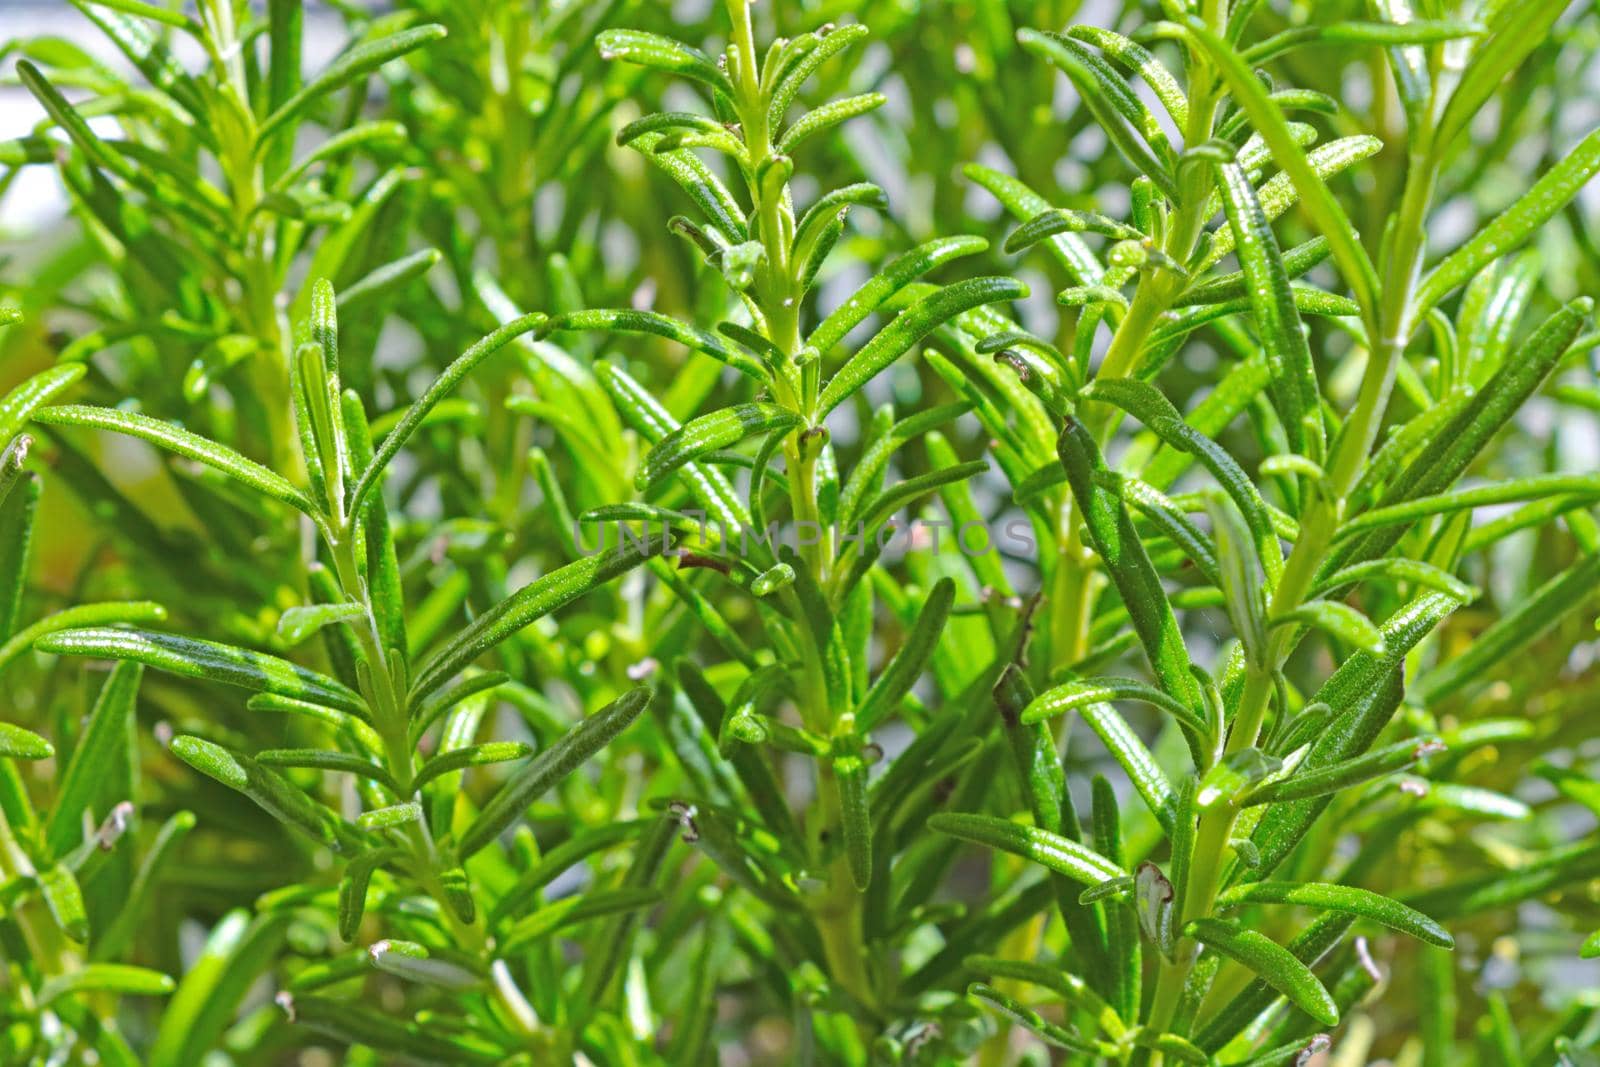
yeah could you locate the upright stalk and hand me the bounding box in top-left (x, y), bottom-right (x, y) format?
top-left (723, 0), bottom-right (869, 1008)
top-left (202, 0), bottom-right (296, 478)
top-left (1002, 58), bottom-right (1226, 1063)
top-left (1137, 111), bottom-right (1442, 1067)
top-left (0, 811), bottom-right (76, 1003)
top-left (326, 527), bottom-right (540, 1041)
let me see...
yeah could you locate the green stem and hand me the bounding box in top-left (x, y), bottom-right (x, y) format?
top-left (0, 807), bottom-right (75, 1003)
top-left (325, 534), bottom-right (537, 1039)
top-left (722, 0), bottom-right (870, 1012)
top-left (1031, 64), bottom-right (1227, 1067)
top-left (1136, 101), bottom-right (1442, 1067)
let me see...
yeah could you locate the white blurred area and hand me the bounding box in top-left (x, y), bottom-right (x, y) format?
top-left (0, 1), bottom-right (347, 231)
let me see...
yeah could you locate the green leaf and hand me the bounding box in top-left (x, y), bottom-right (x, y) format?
top-left (0, 363), bottom-right (84, 445)
top-left (1018, 30), bottom-right (1175, 195)
top-left (1004, 208), bottom-right (1143, 253)
top-left (34, 406), bottom-right (314, 516)
top-left (412, 742), bottom-right (530, 792)
top-left (93, 810), bottom-right (195, 962)
top-left (501, 885), bottom-right (664, 957)
top-left (597, 29), bottom-right (733, 96)
top-left (1217, 881), bottom-right (1452, 947)
top-left (834, 751), bottom-right (872, 891)
top-left (1186, 20), bottom-right (1380, 315)
top-left (366, 939), bottom-right (481, 990)
top-left (1021, 677), bottom-right (1205, 734)
top-left (1338, 474), bottom-right (1600, 539)
top-left (495, 822), bottom-right (655, 927)
top-left (337, 249), bottom-right (441, 310)
top-left (795, 182), bottom-right (886, 252)
top-left (1056, 285), bottom-right (1129, 312)
top-left (148, 911), bottom-right (289, 1067)
top-left (1215, 160), bottom-right (1320, 454)
top-left (264, 0), bottom-right (303, 171)
top-left (170, 736), bottom-right (347, 850)
top-left (539, 309), bottom-right (766, 382)
top-left (46, 660), bottom-right (141, 857)
top-left (336, 847), bottom-right (400, 942)
top-left (0, 434), bottom-right (30, 513)
top-left (275, 602), bottom-right (364, 647)
top-left (1064, 25), bottom-right (1188, 127)
top-left (1121, 477), bottom-right (1220, 586)
top-left (854, 577), bottom-right (954, 731)
top-left (79, 0), bottom-right (195, 29)
top-left (1247, 593), bottom-right (1461, 874)
top-left (39, 964), bottom-right (175, 1005)
top-left (410, 541), bottom-right (667, 703)
top-left (597, 362), bottom-right (748, 531)
top-left (0, 721), bottom-right (53, 760)
top-left (1178, 237), bottom-right (1330, 307)
top-left (1272, 600), bottom-right (1385, 654)
top-left (992, 663), bottom-right (1115, 980)
top-left (341, 391), bottom-right (406, 661)
top-left (1193, 912), bottom-right (1350, 1051)
top-left (576, 813), bottom-right (678, 1008)
top-left (1416, 550), bottom-right (1600, 704)
top-left (14, 60), bottom-right (147, 191)
top-left (1140, 357), bottom-right (1273, 491)
top-left (1333, 299), bottom-right (1591, 571)
top-left (778, 92), bottom-right (886, 153)
top-left (254, 749), bottom-right (401, 795)
top-left (967, 163), bottom-right (1103, 284)
top-left (272, 121), bottom-right (406, 192)
top-left (0, 601), bottom-right (170, 675)
top-left (1184, 917), bottom-right (1339, 1026)
top-left (624, 132), bottom-right (749, 241)
top-left (927, 812), bottom-right (1125, 887)
top-left (1309, 558), bottom-right (1476, 601)
top-left (617, 111), bottom-right (726, 146)
top-left (257, 25), bottom-right (448, 143)
top-left (456, 688), bottom-right (652, 858)
top-left (412, 675), bottom-right (512, 751)
top-left (1084, 702), bottom-right (1178, 832)
top-left (819, 277), bottom-right (1027, 414)
top-left (38, 628), bottom-right (366, 715)
top-left (1432, 1), bottom-right (1571, 156)
top-left (1404, 839), bottom-right (1600, 921)
top-left (807, 236), bottom-right (990, 356)
top-left (39, 864), bottom-right (90, 942)
top-left (350, 313), bottom-right (547, 514)
top-left (797, 214), bottom-right (844, 294)
top-left (1057, 416), bottom-right (1205, 729)
top-left (250, 693), bottom-right (383, 753)
top-left (1245, 19), bottom-right (1482, 64)
top-left (639, 404), bottom-right (799, 490)
top-left (63, 0), bottom-right (205, 120)
top-left (0, 470), bottom-right (38, 643)
top-left (1089, 379), bottom-right (1281, 588)
top-left (355, 802), bottom-right (422, 831)
top-left (855, 460), bottom-right (990, 538)
top-left (768, 23), bottom-right (871, 127)
top-left (963, 955), bottom-right (1125, 1037)
top-left (277, 992), bottom-right (499, 1062)
top-left (1091, 776), bottom-right (1139, 1019)
top-left (967, 983), bottom-right (1104, 1053)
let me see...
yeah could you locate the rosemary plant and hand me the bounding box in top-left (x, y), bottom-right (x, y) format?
top-left (1, 0), bottom-right (1599, 1063)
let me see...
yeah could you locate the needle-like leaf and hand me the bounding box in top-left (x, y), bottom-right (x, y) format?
top-left (1184, 917), bottom-right (1339, 1026)
top-left (456, 688), bottom-right (653, 858)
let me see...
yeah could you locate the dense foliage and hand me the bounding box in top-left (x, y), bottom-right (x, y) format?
top-left (2, 0), bottom-right (1600, 1063)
